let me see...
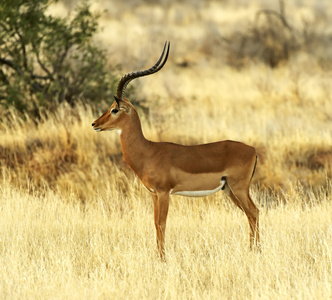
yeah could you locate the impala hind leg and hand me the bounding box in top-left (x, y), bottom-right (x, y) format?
top-left (227, 182), bottom-right (260, 250)
top-left (152, 193), bottom-right (170, 260)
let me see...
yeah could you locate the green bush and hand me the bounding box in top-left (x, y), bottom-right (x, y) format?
top-left (0, 0), bottom-right (117, 116)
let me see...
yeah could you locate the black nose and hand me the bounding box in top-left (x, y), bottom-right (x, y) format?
top-left (92, 123), bottom-right (95, 127)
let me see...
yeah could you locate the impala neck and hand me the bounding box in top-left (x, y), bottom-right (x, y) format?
top-left (119, 111), bottom-right (150, 177)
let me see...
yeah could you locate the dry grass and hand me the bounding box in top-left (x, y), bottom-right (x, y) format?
top-left (1, 0), bottom-right (332, 299)
top-left (0, 177), bottom-right (331, 299)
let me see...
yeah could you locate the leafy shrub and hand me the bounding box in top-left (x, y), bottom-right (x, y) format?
top-left (0, 0), bottom-right (117, 116)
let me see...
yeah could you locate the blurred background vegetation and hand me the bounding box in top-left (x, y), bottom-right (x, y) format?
top-left (1, 0), bottom-right (332, 116)
top-left (0, 0), bottom-right (331, 199)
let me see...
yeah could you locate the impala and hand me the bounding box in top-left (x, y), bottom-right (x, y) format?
top-left (92, 42), bottom-right (260, 258)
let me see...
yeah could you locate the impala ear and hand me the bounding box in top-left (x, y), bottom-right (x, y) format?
top-left (119, 102), bottom-right (131, 114)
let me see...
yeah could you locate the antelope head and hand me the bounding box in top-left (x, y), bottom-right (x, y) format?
top-left (92, 41), bottom-right (170, 132)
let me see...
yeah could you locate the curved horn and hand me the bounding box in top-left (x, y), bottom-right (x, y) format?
top-left (116, 41), bottom-right (170, 100)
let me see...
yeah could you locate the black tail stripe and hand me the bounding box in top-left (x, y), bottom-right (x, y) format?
top-left (250, 155), bottom-right (258, 181)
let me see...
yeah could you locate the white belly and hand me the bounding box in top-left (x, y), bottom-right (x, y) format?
top-left (170, 178), bottom-right (226, 197)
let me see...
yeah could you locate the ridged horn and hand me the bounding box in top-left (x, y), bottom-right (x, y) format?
top-left (116, 41), bottom-right (170, 100)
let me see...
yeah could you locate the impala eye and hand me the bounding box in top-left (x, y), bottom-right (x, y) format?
top-left (111, 108), bottom-right (119, 114)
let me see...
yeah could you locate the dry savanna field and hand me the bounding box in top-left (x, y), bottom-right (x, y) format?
top-left (0, 0), bottom-right (332, 299)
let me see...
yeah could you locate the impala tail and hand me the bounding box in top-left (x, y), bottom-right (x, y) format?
top-left (251, 155), bottom-right (258, 181)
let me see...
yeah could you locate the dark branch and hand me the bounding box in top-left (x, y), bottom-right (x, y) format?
top-left (30, 74), bottom-right (51, 80)
top-left (32, 43), bottom-right (54, 81)
top-left (0, 57), bottom-right (21, 73)
top-left (53, 43), bottom-right (72, 74)
top-left (14, 25), bottom-right (28, 70)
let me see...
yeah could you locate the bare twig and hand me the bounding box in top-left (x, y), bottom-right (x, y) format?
top-left (255, 0), bottom-right (293, 32)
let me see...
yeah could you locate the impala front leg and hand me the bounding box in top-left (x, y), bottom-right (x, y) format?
top-left (152, 192), bottom-right (170, 259)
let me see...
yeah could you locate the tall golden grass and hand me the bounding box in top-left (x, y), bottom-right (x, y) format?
top-left (0, 178), bottom-right (331, 299)
top-left (0, 0), bottom-right (332, 299)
